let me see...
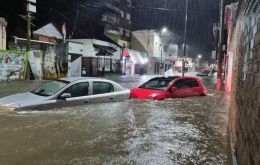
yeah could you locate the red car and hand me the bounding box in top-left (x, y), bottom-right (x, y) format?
top-left (130, 76), bottom-right (207, 100)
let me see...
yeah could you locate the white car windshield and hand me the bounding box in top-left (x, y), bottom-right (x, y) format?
top-left (32, 80), bottom-right (69, 96)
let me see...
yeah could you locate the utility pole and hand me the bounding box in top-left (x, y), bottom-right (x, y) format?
top-left (26, 0), bottom-right (36, 51)
top-left (182, 0), bottom-right (188, 77)
top-left (26, 13), bottom-right (31, 51)
top-left (26, 0), bottom-right (36, 79)
top-left (216, 0), bottom-right (224, 90)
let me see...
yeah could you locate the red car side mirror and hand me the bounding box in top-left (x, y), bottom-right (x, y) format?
top-left (171, 87), bottom-right (177, 93)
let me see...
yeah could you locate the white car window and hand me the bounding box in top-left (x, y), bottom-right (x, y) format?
top-left (93, 82), bottom-right (114, 94)
top-left (63, 82), bottom-right (89, 98)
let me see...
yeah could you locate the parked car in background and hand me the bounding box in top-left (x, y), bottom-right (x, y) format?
top-left (196, 70), bottom-right (210, 76)
top-left (0, 77), bottom-right (130, 111)
top-left (130, 76), bottom-right (207, 100)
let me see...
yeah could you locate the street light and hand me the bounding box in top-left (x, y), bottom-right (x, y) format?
top-left (162, 27), bottom-right (167, 33)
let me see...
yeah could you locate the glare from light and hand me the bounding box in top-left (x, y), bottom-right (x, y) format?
top-left (144, 58), bottom-right (148, 63)
top-left (198, 54), bottom-right (202, 59)
top-left (162, 27), bottom-right (167, 33)
top-left (122, 57), bottom-right (126, 63)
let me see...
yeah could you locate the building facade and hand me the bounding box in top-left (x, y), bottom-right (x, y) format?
top-left (68, 39), bottom-right (121, 76)
top-left (102, 0), bottom-right (132, 47)
top-left (131, 29), bottom-right (178, 74)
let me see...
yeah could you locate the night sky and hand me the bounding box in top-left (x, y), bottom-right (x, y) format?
top-left (0, 0), bottom-right (221, 59)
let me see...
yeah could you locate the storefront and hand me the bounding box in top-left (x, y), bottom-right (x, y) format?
top-left (68, 39), bottom-right (121, 76)
top-left (121, 48), bottom-right (148, 75)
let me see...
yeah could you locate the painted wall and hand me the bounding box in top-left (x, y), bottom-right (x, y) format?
top-left (0, 50), bottom-right (27, 81)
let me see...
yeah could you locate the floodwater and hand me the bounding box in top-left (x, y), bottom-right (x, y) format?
top-left (0, 74), bottom-right (230, 165)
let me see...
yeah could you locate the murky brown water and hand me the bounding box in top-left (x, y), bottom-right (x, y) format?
top-left (0, 74), bottom-right (230, 165)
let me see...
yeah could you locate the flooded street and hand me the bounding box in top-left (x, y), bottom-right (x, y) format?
top-left (0, 74), bottom-right (230, 165)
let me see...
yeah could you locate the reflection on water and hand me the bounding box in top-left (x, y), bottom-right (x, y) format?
top-left (0, 74), bottom-right (230, 164)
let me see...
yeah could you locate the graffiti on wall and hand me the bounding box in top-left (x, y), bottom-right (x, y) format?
top-left (44, 49), bottom-right (57, 78)
top-left (0, 51), bottom-right (27, 81)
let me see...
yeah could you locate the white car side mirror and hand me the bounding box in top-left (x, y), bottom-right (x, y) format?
top-left (60, 93), bottom-right (71, 99)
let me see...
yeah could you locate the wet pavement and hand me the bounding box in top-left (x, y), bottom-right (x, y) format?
top-left (0, 73), bottom-right (230, 165)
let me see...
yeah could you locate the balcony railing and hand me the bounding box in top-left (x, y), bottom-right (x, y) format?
top-left (102, 13), bottom-right (120, 25)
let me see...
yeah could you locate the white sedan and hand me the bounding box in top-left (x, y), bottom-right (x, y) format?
top-left (0, 77), bottom-right (130, 111)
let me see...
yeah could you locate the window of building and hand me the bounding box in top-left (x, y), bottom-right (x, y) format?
top-left (120, 28), bottom-right (124, 35)
top-left (126, 13), bottom-right (131, 20)
top-left (123, 30), bottom-right (126, 37)
top-left (93, 82), bottom-right (114, 94)
top-left (126, 30), bottom-right (130, 37)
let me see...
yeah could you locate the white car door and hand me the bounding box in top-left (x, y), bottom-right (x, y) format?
top-left (89, 81), bottom-right (119, 103)
top-left (60, 82), bottom-right (91, 106)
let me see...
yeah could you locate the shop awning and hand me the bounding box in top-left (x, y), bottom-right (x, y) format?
top-left (93, 44), bottom-right (117, 56)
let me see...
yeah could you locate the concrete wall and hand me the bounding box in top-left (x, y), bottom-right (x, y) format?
top-left (131, 30), bottom-right (168, 60)
top-left (229, 0), bottom-right (260, 164)
top-left (0, 17), bottom-right (7, 50)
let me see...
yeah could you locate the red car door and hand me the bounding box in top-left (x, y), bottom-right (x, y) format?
top-left (170, 78), bottom-right (201, 98)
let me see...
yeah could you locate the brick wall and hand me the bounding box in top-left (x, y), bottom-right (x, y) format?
top-left (229, 0), bottom-right (260, 164)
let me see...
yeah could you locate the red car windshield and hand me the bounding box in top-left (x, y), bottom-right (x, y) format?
top-left (139, 77), bottom-right (179, 90)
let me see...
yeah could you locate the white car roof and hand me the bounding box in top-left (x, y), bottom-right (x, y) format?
top-left (59, 77), bottom-right (102, 83)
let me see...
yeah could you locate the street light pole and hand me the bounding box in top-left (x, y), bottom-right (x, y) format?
top-left (182, 0), bottom-right (188, 77)
top-left (161, 27), bottom-right (167, 73)
top-left (197, 54), bottom-right (202, 68)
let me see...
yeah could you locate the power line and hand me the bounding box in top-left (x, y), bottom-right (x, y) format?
top-left (51, 9), bottom-right (89, 37)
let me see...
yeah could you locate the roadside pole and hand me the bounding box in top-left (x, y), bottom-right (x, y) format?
top-left (26, 0), bottom-right (36, 80)
top-left (26, 14), bottom-right (31, 51)
top-left (182, 0), bottom-right (188, 77)
top-left (216, 0), bottom-right (224, 90)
